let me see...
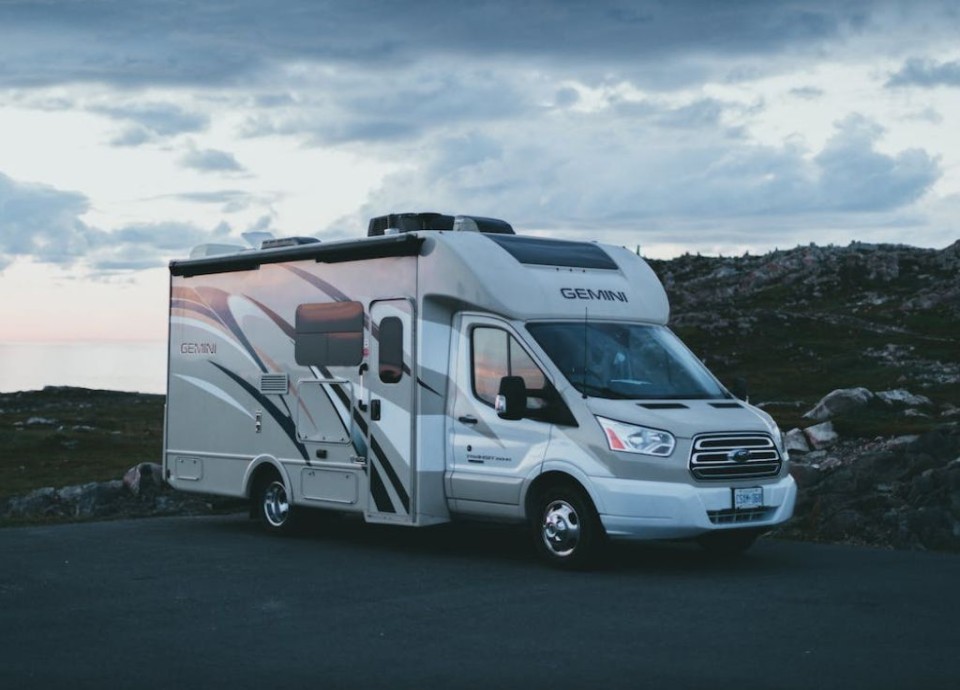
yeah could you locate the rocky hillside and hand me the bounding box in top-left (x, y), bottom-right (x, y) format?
top-left (647, 239), bottom-right (960, 421)
top-left (648, 240), bottom-right (960, 551)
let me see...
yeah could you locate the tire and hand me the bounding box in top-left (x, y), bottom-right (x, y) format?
top-left (532, 484), bottom-right (605, 569)
top-left (254, 475), bottom-right (300, 535)
top-left (697, 529), bottom-right (760, 556)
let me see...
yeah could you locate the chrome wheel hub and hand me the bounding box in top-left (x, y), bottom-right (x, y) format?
top-left (263, 481), bottom-right (289, 527)
top-left (541, 499), bottom-right (580, 556)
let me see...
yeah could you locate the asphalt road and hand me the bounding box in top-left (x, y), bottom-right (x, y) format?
top-left (1, 514), bottom-right (958, 690)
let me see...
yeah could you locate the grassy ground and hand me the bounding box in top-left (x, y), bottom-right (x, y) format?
top-left (0, 388), bottom-right (164, 500)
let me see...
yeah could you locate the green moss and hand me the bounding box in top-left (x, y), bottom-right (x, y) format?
top-left (0, 389), bottom-right (164, 500)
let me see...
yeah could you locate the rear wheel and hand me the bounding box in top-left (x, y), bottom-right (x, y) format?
top-left (697, 529), bottom-right (760, 556)
top-left (255, 475), bottom-right (299, 535)
top-left (532, 484), bottom-right (605, 569)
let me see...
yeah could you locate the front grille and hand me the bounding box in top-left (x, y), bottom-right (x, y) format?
top-left (708, 507), bottom-right (776, 524)
top-left (689, 433), bottom-right (782, 481)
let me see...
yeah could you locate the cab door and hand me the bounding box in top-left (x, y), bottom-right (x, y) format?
top-left (449, 315), bottom-right (553, 509)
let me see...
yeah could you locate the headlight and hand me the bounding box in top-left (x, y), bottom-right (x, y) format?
top-left (596, 416), bottom-right (676, 457)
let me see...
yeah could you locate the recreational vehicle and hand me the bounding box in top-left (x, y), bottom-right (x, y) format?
top-left (163, 212), bottom-right (796, 567)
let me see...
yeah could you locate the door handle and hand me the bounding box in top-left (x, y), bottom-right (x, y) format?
top-left (458, 415), bottom-right (478, 425)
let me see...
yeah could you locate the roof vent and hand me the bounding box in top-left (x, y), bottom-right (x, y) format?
top-left (260, 237), bottom-right (321, 250)
top-left (367, 212), bottom-right (513, 237)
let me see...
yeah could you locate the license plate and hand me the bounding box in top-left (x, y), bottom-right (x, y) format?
top-left (733, 487), bottom-right (763, 510)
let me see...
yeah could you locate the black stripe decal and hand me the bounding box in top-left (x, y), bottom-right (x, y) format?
top-left (283, 264), bottom-right (374, 333)
top-left (196, 287), bottom-right (269, 373)
top-left (211, 362), bottom-right (308, 460)
top-left (369, 463), bottom-right (394, 513)
top-left (171, 299), bottom-right (220, 322)
top-left (283, 264), bottom-right (351, 302)
top-left (352, 409), bottom-right (368, 435)
top-left (245, 296), bottom-right (296, 340)
top-left (417, 377), bottom-right (442, 397)
top-left (370, 435), bottom-right (410, 513)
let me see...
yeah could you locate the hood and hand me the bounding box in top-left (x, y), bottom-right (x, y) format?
top-left (583, 397), bottom-right (777, 440)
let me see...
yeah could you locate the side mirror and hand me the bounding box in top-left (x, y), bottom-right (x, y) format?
top-left (495, 376), bottom-right (526, 420)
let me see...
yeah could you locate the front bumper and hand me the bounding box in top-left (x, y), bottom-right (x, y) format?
top-left (593, 474), bottom-right (797, 540)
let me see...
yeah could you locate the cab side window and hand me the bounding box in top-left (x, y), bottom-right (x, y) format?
top-left (471, 327), bottom-right (547, 408)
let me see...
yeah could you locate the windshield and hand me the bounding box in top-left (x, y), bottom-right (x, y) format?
top-left (526, 322), bottom-right (729, 400)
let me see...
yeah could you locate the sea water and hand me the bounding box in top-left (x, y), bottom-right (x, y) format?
top-left (0, 341), bottom-right (167, 394)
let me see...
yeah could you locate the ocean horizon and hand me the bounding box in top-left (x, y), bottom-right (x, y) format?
top-left (0, 341), bottom-right (167, 395)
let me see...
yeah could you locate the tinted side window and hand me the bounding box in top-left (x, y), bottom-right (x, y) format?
top-left (295, 301), bottom-right (364, 366)
top-left (471, 327), bottom-right (547, 406)
top-left (472, 327), bottom-right (508, 405)
top-left (510, 339), bottom-right (546, 391)
top-left (379, 317), bottom-right (403, 384)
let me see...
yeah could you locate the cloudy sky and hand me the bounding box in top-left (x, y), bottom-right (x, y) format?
top-left (1, 0), bottom-right (959, 342)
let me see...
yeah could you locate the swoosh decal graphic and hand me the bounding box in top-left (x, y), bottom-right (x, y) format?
top-left (211, 362), bottom-right (308, 460)
top-left (174, 374), bottom-right (255, 420)
top-left (195, 287), bottom-right (268, 373)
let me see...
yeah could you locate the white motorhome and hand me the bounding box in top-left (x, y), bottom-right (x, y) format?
top-left (163, 212), bottom-right (796, 567)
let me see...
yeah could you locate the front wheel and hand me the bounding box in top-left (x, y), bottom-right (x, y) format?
top-left (532, 485), bottom-right (605, 569)
top-left (255, 476), bottom-right (300, 535)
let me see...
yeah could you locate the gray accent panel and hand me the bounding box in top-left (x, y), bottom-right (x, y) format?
top-left (448, 473), bottom-right (523, 505)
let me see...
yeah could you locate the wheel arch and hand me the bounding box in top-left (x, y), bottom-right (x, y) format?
top-left (523, 462), bottom-right (604, 523)
top-left (242, 455), bottom-right (291, 500)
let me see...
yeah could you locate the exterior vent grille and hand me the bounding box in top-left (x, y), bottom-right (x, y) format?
top-left (707, 507), bottom-right (776, 524)
top-left (689, 433), bottom-right (782, 481)
top-left (259, 374), bottom-right (289, 394)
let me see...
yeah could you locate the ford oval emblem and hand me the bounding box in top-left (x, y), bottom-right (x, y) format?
top-left (728, 448), bottom-right (751, 463)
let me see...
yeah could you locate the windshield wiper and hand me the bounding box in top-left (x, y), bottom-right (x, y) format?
top-left (578, 383), bottom-right (632, 399)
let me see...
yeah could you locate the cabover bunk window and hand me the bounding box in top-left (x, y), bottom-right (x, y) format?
top-left (295, 301), bottom-right (364, 366)
top-left (485, 234), bottom-right (618, 270)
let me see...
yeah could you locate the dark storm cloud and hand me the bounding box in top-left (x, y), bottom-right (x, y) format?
top-left (171, 190), bottom-right (267, 213)
top-left (353, 112), bottom-right (939, 239)
top-left (89, 103), bottom-right (209, 138)
top-left (109, 127), bottom-right (153, 147)
top-left (886, 58), bottom-right (960, 88)
top-left (0, 171), bottom-right (235, 272)
top-left (789, 86), bottom-right (824, 99)
top-left (813, 115), bottom-right (939, 212)
top-left (178, 147), bottom-right (245, 173)
top-left (240, 68), bottom-right (530, 145)
top-left (0, 172), bottom-right (91, 269)
top-left (1, 0), bottom-right (955, 263)
top-left (0, 0), bottom-right (912, 89)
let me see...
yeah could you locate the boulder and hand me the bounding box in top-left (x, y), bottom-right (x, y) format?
top-left (804, 421), bottom-right (839, 449)
top-left (877, 389), bottom-right (933, 408)
top-left (123, 462), bottom-right (165, 497)
top-left (57, 481), bottom-right (125, 518)
top-left (784, 428), bottom-right (810, 454)
top-left (803, 387), bottom-right (874, 421)
top-left (1, 487), bottom-right (57, 518)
